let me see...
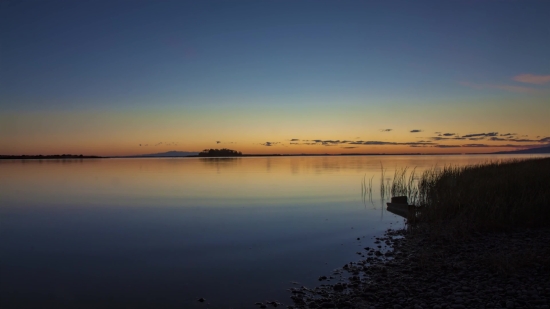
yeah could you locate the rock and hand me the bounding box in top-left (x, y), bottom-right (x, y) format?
top-left (333, 283), bottom-right (344, 291)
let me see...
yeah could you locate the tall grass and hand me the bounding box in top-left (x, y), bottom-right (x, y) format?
top-left (390, 167), bottom-right (419, 205)
top-left (414, 157), bottom-right (550, 235)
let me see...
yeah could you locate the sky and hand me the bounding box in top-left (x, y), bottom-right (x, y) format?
top-left (1, 0), bottom-right (549, 156)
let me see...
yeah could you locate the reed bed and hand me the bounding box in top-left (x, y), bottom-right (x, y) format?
top-left (412, 157), bottom-right (550, 236)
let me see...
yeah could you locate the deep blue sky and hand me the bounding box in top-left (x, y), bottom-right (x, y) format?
top-left (1, 0), bottom-right (549, 155)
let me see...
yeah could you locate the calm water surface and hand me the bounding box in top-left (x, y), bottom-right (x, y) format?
top-left (0, 154), bottom-right (545, 308)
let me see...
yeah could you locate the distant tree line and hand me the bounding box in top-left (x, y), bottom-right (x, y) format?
top-left (0, 154), bottom-right (101, 160)
top-left (198, 148), bottom-right (243, 157)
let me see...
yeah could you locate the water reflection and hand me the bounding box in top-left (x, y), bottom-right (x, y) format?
top-left (199, 157), bottom-right (241, 165)
top-left (1, 154), bottom-right (547, 308)
top-left (386, 204), bottom-right (412, 219)
top-left (200, 157), bottom-right (241, 173)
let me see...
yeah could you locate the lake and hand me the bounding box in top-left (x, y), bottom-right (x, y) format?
top-left (0, 154), bottom-right (546, 308)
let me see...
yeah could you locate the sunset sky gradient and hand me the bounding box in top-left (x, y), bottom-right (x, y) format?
top-left (1, 0), bottom-right (549, 156)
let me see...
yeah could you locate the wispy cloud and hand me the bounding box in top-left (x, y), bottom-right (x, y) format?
top-left (513, 74), bottom-right (550, 85)
top-left (380, 129), bottom-right (393, 132)
top-left (433, 145), bottom-right (461, 148)
top-left (429, 136), bottom-right (465, 141)
top-left (460, 81), bottom-right (537, 94)
top-left (410, 129), bottom-right (422, 133)
top-left (348, 141), bottom-right (434, 146)
top-left (491, 84), bottom-right (539, 94)
top-left (462, 132), bottom-right (498, 138)
top-left (260, 142), bottom-right (280, 147)
top-left (275, 132), bottom-right (549, 150)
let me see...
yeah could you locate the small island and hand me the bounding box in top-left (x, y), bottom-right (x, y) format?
top-left (198, 148), bottom-right (243, 157)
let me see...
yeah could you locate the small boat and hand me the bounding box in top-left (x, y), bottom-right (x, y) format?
top-left (386, 196), bottom-right (422, 220)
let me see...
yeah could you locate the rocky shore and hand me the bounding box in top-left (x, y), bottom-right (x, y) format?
top-left (258, 227), bottom-right (550, 309)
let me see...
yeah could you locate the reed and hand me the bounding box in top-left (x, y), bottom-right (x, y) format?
top-left (414, 157), bottom-right (550, 236)
top-left (390, 167), bottom-right (419, 205)
top-left (361, 174), bottom-right (374, 206)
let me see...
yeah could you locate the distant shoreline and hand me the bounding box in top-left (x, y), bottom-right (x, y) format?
top-left (0, 155), bottom-right (103, 160)
top-left (2, 152), bottom-right (549, 160)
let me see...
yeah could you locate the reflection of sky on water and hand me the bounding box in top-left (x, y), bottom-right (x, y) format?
top-left (0, 154), bottom-right (546, 308)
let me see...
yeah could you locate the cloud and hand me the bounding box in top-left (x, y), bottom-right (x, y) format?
top-left (461, 144), bottom-right (492, 148)
top-left (489, 136), bottom-right (545, 143)
top-left (491, 84), bottom-right (539, 94)
top-left (513, 74), bottom-right (550, 85)
top-left (260, 142), bottom-right (280, 147)
top-left (461, 144), bottom-right (524, 148)
top-left (434, 145), bottom-right (462, 148)
top-left (350, 141), bottom-right (434, 146)
top-left (460, 81), bottom-right (537, 94)
top-left (429, 136), bottom-right (465, 141)
top-left (462, 132), bottom-right (498, 138)
top-left (380, 129), bottom-right (393, 132)
top-left (303, 139), bottom-right (345, 146)
top-left (410, 129), bottom-right (422, 133)
top-left (511, 138), bottom-right (538, 142)
top-left (266, 133), bottom-right (549, 150)
top-left (155, 142), bottom-right (163, 146)
top-left (291, 137), bottom-right (438, 147)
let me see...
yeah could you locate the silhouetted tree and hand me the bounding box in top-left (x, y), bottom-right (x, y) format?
top-left (198, 148), bottom-right (243, 157)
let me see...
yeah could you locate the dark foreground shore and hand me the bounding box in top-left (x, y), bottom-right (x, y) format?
top-left (260, 227), bottom-right (550, 309)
